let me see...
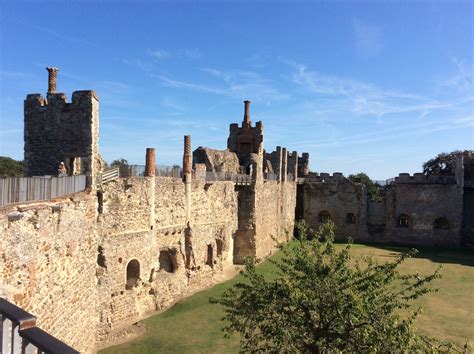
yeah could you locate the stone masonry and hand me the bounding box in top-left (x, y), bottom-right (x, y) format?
top-left (1, 68), bottom-right (471, 353)
top-left (1, 71), bottom-right (300, 353)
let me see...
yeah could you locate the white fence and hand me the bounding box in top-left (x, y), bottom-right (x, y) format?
top-left (193, 171), bottom-right (252, 184)
top-left (0, 175), bottom-right (86, 207)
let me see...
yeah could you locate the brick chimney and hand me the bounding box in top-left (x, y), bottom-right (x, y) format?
top-left (46, 67), bottom-right (59, 94)
top-left (243, 100), bottom-right (251, 127)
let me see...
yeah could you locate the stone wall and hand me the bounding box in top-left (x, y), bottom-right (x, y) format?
top-left (254, 181), bottom-right (297, 260)
top-left (192, 147), bottom-right (240, 173)
top-left (300, 179), bottom-right (368, 242)
top-left (0, 192), bottom-right (98, 353)
top-left (95, 176), bottom-right (238, 344)
top-left (300, 177), bottom-right (464, 247)
top-left (383, 183), bottom-right (463, 247)
top-left (24, 91), bottom-right (99, 185)
top-left (233, 180), bottom-right (297, 263)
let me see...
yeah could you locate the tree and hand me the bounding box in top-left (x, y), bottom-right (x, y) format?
top-left (422, 150), bottom-right (467, 176)
top-left (211, 221), bottom-right (447, 352)
top-left (110, 158), bottom-right (129, 169)
top-left (348, 172), bottom-right (383, 202)
top-left (0, 156), bottom-right (24, 177)
top-left (110, 158), bottom-right (130, 177)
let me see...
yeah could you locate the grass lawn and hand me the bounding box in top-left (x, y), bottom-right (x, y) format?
top-left (101, 243), bottom-right (474, 353)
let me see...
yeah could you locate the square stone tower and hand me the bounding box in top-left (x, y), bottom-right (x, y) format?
top-left (24, 68), bottom-right (99, 186)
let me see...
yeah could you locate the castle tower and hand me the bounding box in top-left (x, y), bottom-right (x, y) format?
top-left (24, 68), bottom-right (99, 187)
top-left (227, 100), bottom-right (264, 159)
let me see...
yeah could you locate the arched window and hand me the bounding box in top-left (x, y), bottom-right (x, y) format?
top-left (159, 250), bottom-right (175, 273)
top-left (346, 213), bottom-right (356, 224)
top-left (319, 211), bottom-right (331, 223)
top-left (126, 259), bottom-right (140, 290)
top-left (434, 217), bottom-right (449, 230)
top-left (397, 214), bottom-right (410, 228)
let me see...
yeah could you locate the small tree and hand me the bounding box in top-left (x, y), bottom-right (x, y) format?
top-left (422, 150), bottom-right (466, 176)
top-left (348, 172), bottom-right (383, 202)
top-left (212, 221), bottom-right (445, 352)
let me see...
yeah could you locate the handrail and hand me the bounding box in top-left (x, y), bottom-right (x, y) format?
top-left (0, 298), bottom-right (79, 353)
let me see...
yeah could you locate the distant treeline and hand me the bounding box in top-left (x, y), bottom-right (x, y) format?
top-left (0, 156), bottom-right (24, 177)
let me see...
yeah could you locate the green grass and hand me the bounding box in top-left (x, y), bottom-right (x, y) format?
top-left (101, 243), bottom-right (474, 353)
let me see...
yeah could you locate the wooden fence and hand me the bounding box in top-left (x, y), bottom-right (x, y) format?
top-left (0, 175), bottom-right (86, 207)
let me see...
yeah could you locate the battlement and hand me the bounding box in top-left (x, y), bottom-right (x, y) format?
top-left (263, 146), bottom-right (299, 182)
top-left (25, 91), bottom-right (98, 112)
top-left (393, 173), bottom-right (456, 185)
top-left (303, 172), bottom-right (345, 183)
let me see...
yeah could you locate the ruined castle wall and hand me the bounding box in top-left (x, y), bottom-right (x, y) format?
top-left (367, 201), bottom-right (386, 241)
top-left (0, 192), bottom-right (98, 353)
top-left (254, 181), bottom-right (297, 260)
top-left (192, 147), bottom-right (240, 173)
top-left (301, 180), bottom-right (368, 242)
top-left (383, 183), bottom-right (463, 247)
top-left (95, 176), bottom-right (238, 343)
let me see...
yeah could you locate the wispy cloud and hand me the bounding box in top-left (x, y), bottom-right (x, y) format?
top-left (148, 49), bottom-right (170, 60)
top-left (155, 68), bottom-right (289, 102)
top-left (122, 58), bottom-right (153, 71)
top-left (281, 58), bottom-right (473, 118)
top-left (11, 19), bottom-right (96, 47)
top-left (182, 49), bottom-right (202, 59)
top-left (353, 18), bottom-right (382, 58)
top-left (289, 115), bottom-right (474, 149)
top-left (201, 68), bottom-right (232, 82)
top-left (441, 57), bottom-right (473, 93)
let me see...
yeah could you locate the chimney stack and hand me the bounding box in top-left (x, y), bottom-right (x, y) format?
top-left (46, 67), bottom-right (59, 94)
top-left (243, 100), bottom-right (251, 126)
top-left (183, 135), bottom-right (192, 176)
top-left (145, 148), bottom-right (156, 177)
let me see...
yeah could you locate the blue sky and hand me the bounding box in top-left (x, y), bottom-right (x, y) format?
top-left (0, 1), bottom-right (472, 179)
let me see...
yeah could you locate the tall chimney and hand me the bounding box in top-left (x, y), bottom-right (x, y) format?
top-left (46, 67), bottom-right (59, 94)
top-left (243, 100), bottom-right (251, 126)
top-left (183, 135), bottom-right (192, 176)
top-left (145, 148), bottom-right (156, 177)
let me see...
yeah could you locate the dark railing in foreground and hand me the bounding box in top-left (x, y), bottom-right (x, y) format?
top-left (0, 298), bottom-right (79, 353)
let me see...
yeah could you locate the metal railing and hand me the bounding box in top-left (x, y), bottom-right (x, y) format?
top-left (111, 165), bottom-right (182, 178)
top-left (193, 171), bottom-right (252, 184)
top-left (264, 172), bottom-right (278, 181)
top-left (101, 168), bottom-right (119, 184)
top-left (0, 298), bottom-right (79, 353)
top-left (0, 175), bottom-right (86, 207)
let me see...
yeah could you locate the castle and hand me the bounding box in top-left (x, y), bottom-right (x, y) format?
top-left (0, 69), bottom-right (472, 352)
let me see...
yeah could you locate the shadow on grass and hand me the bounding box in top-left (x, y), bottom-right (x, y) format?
top-left (339, 241), bottom-right (474, 267)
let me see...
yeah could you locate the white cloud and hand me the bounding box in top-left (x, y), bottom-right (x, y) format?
top-left (182, 49), bottom-right (202, 59)
top-left (441, 57), bottom-right (474, 93)
top-left (148, 49), bottom-right (170, 59)
top-left (156, 68), bottom-right (289, 102)
top-left (353, 18), bottom-right (382, 57)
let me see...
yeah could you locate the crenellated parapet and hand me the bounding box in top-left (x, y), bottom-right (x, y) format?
top-left (303, 172), bottom-right (345, 183)
top-left (263, 146), bottom-right (300, 182)
top-left (24, 68), bottom-right (99, 187)
top-left (393, 173), bottom-right (456, 185)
